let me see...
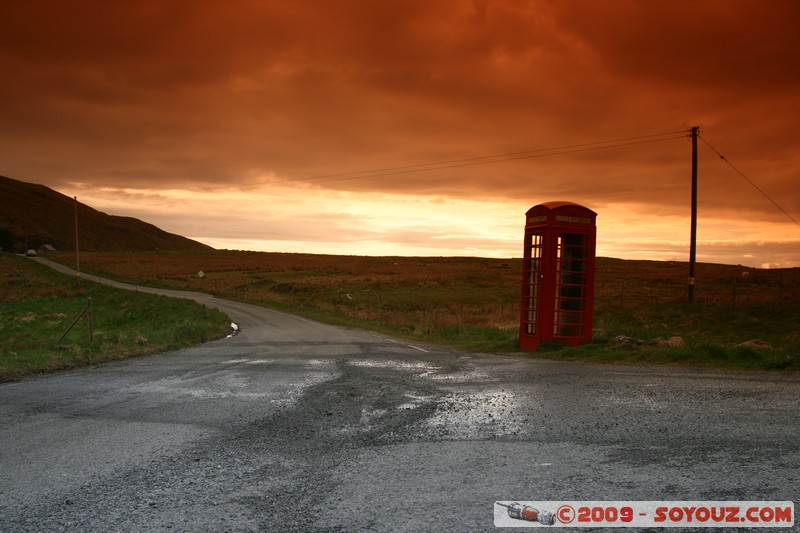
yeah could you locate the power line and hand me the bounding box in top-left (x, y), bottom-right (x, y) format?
top-left (287, 130), bottom-right (687, 184)
top-left (698, 135), bottom-right (800, 229)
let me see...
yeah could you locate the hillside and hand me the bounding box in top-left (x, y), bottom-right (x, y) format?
top-left (0, 175), bottom-right (212, 253)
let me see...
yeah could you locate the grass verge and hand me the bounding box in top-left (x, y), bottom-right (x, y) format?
top-left (0, 254), bottom-right (230, 381)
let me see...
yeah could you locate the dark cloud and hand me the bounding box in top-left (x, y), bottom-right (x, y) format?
top-left (554, 1), bottom-right (800, 89)
top-left (0, 0), bottom-right (798, 254)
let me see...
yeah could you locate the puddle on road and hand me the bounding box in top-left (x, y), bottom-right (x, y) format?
top-left (348, 359), bottom-right (440, 377)
top-left (336, 393), bottom-right (437, 437)
top-left (220, 358), bottom-right (335, 366)
top-left (267, 372), bottom-right (342, 406)
top-left (125, 359), bottom-right (341, 405)
top-left (421, 388), bottom-right (528, 440)
top-left (396, 393), bottom-right (434, 411)
top-left (426, 368), bottom-right (492, 383)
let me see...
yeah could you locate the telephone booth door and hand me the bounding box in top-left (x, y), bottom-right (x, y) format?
top-left (520, 202), bottom-right (596, 350)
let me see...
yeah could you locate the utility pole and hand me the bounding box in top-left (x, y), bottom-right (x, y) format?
top-left (688, 126), bottom-right (699, 303)
top-left (75, 196), bottom-right (81, 288)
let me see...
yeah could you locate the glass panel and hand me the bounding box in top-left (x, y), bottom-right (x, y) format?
top-left (554, 233), bottom-right (588, 338)
top-left (523, 233), bottom-right (542, 335)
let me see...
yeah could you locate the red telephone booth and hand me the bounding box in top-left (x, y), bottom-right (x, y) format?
top-left (519, 201), bottom-right (597, 350)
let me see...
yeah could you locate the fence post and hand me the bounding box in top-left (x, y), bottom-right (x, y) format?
top-left (88, 297), bottom-right (94, 341)
top-left (57, 297), bottom-right (93, 344)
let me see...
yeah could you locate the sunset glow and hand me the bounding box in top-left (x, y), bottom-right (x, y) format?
top-left (1, 1), bottom-right (798, 267)
top-left (67, 183), bottom-right (799, 268)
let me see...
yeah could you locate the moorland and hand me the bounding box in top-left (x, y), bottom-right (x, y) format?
top-left (45, 249), bottom-right (800, 371)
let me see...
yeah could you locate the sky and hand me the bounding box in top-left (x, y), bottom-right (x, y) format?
top-left (1, 0), bottom-right (799, 268)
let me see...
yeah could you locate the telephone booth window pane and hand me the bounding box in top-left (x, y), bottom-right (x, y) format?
top-left (554, 233), bottom-right (588, 338)
top-left (523, 233), bottom-right (542, 335)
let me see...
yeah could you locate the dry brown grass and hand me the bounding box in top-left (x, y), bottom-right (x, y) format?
top-left (48, 250), bottom-right (800, 337)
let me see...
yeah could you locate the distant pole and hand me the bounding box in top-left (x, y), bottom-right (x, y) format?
top-left (688, 126), bottom-right (699, 303)
top-left (75, 196), bottom-right (81, 288)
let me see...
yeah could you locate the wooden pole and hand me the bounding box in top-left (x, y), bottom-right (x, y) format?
top-left (75, 196), bottom-right (81, 289)
top-left (689, 126), bottom-right (699, 303)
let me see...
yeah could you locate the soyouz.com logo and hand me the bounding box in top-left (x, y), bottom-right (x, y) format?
top-left (493, 501), bottom-right (794, 528)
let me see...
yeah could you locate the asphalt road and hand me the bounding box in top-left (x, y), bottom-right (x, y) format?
top-left (1, 259), bottom-right (798, 531)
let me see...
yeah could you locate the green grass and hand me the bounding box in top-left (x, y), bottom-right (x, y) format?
top-left (531, 340), bottom-right (800, 371)
top-left (534, 301), bottom-right (800, 370)
top-left (0, 254), bottom-right (230, 381)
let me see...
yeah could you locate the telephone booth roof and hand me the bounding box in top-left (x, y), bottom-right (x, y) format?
top-left (525, 201), bottom-right (597, 226)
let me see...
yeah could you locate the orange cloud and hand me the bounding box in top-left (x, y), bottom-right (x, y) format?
top-left (1, 1), bottom-right (798, 265)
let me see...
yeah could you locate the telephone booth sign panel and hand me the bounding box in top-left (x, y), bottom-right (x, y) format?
top-left (520, 201), bottom-right (597, 350)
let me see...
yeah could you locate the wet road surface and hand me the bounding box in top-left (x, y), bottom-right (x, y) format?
top-left (2, 259), bottom-right (798, 531)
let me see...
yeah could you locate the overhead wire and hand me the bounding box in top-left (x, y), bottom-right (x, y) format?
top-left (287, 130), bottom-right (687, 184)
top-left (698, 135), bottom-right (800, 229)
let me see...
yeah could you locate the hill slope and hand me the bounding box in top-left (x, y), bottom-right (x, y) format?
top-left (0, 175), bottom-right (212, 252)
